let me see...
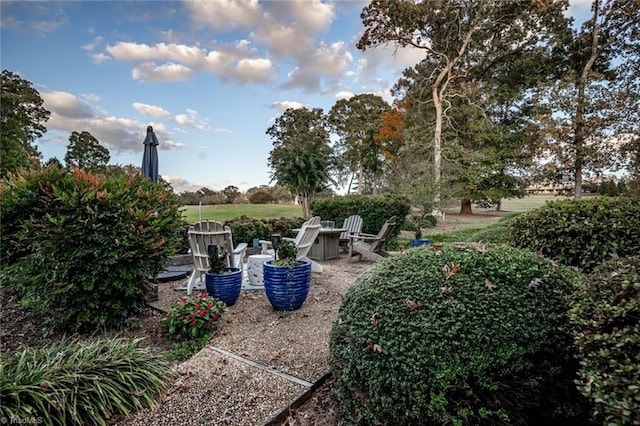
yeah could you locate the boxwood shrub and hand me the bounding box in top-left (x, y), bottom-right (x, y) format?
top-left (329, 244), bottom-right (591, 425)
top-left (507, 196), bottom-right (640, 272)
top-left (569, 255), bottom-right (640, 425)
top-left (0, 166), bottom-right (183, 332)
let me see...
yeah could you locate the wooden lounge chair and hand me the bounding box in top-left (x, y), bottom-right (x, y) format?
top-left (259, 216), bottom-right (323, 273)
top-left (348, 216), bottom-right (397, 262)
top-left (180, 220), bottom-right (248, 294)
top-left (339, 215), bottom-right (364, 251)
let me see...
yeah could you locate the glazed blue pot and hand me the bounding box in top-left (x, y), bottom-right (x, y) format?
top-left (263, 260), bottom-right (312, 311)
top-left (412, 239), bottom-right (432, 247)
top-left (205, 267), bottom-right (242, 306)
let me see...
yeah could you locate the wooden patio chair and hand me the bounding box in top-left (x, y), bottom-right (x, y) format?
top-left (179, 220), bottom-right (248, 294)
top-left (339, 215), bottom-right (364, 251)
top-left (348, 216), bottom-right (397, 262)
top-left (259, 216), bottom-right (323, 272)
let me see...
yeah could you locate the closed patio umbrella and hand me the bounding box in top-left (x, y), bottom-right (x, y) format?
top-left (141, 125), bottom-right (159, 183)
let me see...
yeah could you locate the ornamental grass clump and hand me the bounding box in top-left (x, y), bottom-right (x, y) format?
top-left (329, 243), bottom-right (592, 425)
top-left (569, 255), bottom-right (640, 425)
top-left (162, 293), bottom-right (227, 339)
top-left (0, 337), bottom-right (173, 426)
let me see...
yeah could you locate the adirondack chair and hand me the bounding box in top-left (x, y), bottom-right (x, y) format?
top-left (339, 215), bottom-right (363, 251)
top-left (348, 216), bottom-right (397, 262)
top-left (259, 216), bottom-right (323, 273)
top-left (180, 220), bottom-right (248, 294)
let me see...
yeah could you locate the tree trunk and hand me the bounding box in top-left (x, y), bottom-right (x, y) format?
top-left (573, 0), bottom-right (601, 200)
top-left (357, 163), bottom-right (364, 194)
top-left (460, 199), bottom-right (473, 215)
top-left (299, 194), bottom-right (311, 219)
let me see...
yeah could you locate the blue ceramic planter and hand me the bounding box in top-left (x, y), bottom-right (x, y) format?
top-left (412, 239), bottom-right (432, 247)
top-left (205, 267), bottom-right (242, 306)
top-left (263, 260), bottom-right (312, 311)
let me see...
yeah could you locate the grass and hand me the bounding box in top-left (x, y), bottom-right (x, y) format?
top-left (181, 203), bottom-right (303, 224)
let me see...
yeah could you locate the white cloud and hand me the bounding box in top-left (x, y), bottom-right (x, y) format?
top-left (174, 109), bottom-right (229, 133)
top-left (131, 62), bottom-right (194, 82)
top-left (272, 101), bottom-right (306, 112)
top-left (335, 91), bottom-right (354, 101)
top-left (235, 58), bottom-right (274, 83)
top-left (91, 53), bottom-right (111, 65)
top-left (133, 102), bottom-right (171, 117)
top-left (81, 36), bottom-right (103, 51)
top-left (41, 91), bottom-right (94, 119)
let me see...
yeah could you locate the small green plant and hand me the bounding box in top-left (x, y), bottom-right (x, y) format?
top-left (207, 244), bottom-right (229, 274)
top-left (0, 337), bottom-right (172, 425)
top-left (162, 293), bottom-right (227, 339)
top-left (273, 239), bottom-right (298, 267)
top-left (163, 334), bottom-right (212, 362)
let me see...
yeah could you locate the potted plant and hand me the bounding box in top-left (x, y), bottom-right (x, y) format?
top-left (411, 215), bottom-right (431, 247)
top-left (263, 237), bottom-right (312, 311)
top-left (205, 244), bottom-right (242, 306)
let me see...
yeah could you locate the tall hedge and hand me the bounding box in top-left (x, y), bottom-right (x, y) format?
top-left (0, 166), bottom-right (183, 332)
top-left (508, 196), bottom-right (640, 272)
top-left (329, 244), bottom-right (591, 425)
top-left (569, 256), bottom-right (640, 425)
top-left (310, 194), bottom-right (410, 235)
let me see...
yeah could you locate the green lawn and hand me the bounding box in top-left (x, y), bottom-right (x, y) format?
top-left (181, 204), bottom-right (303, 224)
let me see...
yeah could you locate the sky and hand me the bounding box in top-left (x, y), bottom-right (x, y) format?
top-left (1, 0), bottom-right (592, 194)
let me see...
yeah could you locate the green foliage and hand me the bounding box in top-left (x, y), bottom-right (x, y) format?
top-left (310, 194), bottom-right (410, 235)
top-left (508, 196), bottom-right (640, 272)
top-left (0, 337), bottom-right (173, 425)
top-left (163, 334), bottom-right (212, 362)
top-left (1, 70), bottom-right (50, 178)
top-left (470, 223), bottom-right (510, 243)
top-left (162, 293), bottom-right (227, 340)
top-left (207, 244), bottom-right (229, 274)
top-left (222, 215), bottom-right (304, 245)
top-left (64, 130), bottom-right (110, 171)
top-left (266, 107), bottom-right (333, 217)
top-left (0, 166), bottom-right (184, 332)
top-left (329, 244), bottom-right (589, 425)
top-left (569, 256), bottom-right (640, 425)
top-left (428, 227), bottom-right (485, 243)
top-left (273, 239), bottom-right (298, 267)
top-left (263, 216), bottom-right (306, 239)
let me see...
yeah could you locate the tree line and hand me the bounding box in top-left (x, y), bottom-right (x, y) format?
top-left (266, 0), bottom-right (639, 215)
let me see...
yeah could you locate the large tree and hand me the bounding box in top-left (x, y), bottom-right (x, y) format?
top-left (357, 0), bottom-right (568, 196)
top-left (64, 131), bottom-right (110, 171)
top-left (328, 94), bottom-right (391, 194)
top-left (534, 0), bottom-right (640, 198)
top-left (266, 107), bottom-right (333, 218)
top-left (0, 70), bottom-right (50, 177)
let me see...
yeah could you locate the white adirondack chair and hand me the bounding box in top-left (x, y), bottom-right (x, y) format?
top-left (180, 220), bottom-right (248, 294)
top-left (259, 216), bottom-right (323, 273)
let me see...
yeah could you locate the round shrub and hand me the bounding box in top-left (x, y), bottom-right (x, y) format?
top-left (569, 255), bottom-right (640, 425)
top-left (508, 196), bottom-right (640, 272)
top-left (223, 215), bottom-right (271, 245)
top-left (329, 244), bottom-right (590, 425)
top-left (470, 223), bottom-right (509, 243)
top-left (0, 166), bottom-right (184, 332)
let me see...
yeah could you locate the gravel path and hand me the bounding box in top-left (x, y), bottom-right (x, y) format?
top-left (116, 255), bottom-right (372, 426)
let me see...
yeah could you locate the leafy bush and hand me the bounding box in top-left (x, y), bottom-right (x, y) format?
top-left (508, 196), bottom-right (640, 272)
top-left (311, 194), bottom-right (410, 235)
top-left (329, 244), bottom-right (590, 425)
top-left (163, 293), bottom-right (227, 339)
top-left (0, 166), bottom-right (184, 332)
top-left (0, 337), bottom-right (173, 426)
top-left (470, 223), bottom-right (510, 243)
top-left (569, 255), bottom-right (640, 425)
top-left (223, 215), bottom-right (272, 245)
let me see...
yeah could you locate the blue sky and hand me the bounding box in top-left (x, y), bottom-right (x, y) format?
top-left (1, 0), bottom-right (591, 194)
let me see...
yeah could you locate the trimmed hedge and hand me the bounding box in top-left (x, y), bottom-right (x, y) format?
top-left (222, 215), bottom-right (305, 245)
top-left (329, 244), bottom-right (591, 425)
top-left (508, 196), bottom-right (640, 272)
top-left (0, 166), bottom-right (183, 332)
top-left (310, 194), bottom-right (411, 235)
top-left (0, 337), bottom-right (173, 425)
top-left (569, 255), bottom-right (640, 425)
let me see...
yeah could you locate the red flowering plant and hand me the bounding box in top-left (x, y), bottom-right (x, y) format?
top-left (162, 292), bottom-right (228, 339)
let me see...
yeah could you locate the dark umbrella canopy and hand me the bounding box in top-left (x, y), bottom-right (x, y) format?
top-left (141, 125), bottom-right (159, 183)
